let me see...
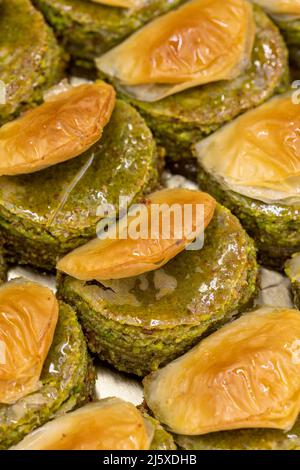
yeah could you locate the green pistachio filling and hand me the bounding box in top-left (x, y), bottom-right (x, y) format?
top-left (58, 204), bottom-right (258, 376)
top-left (0, 302), bottom-right (95, 450)
top-left (100, 6), bottom-right (288, 160)
top-left (0, 0), bottom-right (66, 124)
top-left (0, 100), bottom-right (158, 270)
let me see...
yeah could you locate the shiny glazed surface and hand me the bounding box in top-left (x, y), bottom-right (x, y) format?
top-left (0, 100), bottom-right (156, 240)
top-left (12, 399), bottom-right (153, 450)
top-left (0, 280), bottom-right (58, 404)
top-left (57, 189), bottom-right (216, 280)
top-left (144, 307), bottom-right (300, 435)
top-left (61, 204), bottom-right (254, 327)
top-left (0, 83), bottom-right (115, 175)
top-left (97, 0), bottom-right (255, 101)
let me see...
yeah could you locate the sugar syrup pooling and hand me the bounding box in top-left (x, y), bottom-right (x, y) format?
top-left (96, 0), bottom-right (255, 101)
top-left (56, 188), bottom-right (216, 281)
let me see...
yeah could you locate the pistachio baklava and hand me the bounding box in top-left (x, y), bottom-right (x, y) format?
top-left (12, 398), bottom-right (176, 450)
top-left (0, 0), bottom-right (66, 125)
top-left (33, 0), bottom-right (184, 72)
top-left (57, 188), bottom-right (258, 376)
top-left (0, 82), bottom-right (158, 270)
top-left (195, 92), bottom-right (300, 268)
top-left (253, 0), bottom-right (300, 68)
top-left (144, 306), bottom-right (300, 450)
top-left (0, 279), bottom-right (95, 449)
top-left (97, 0), bottom-right (288, 161)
